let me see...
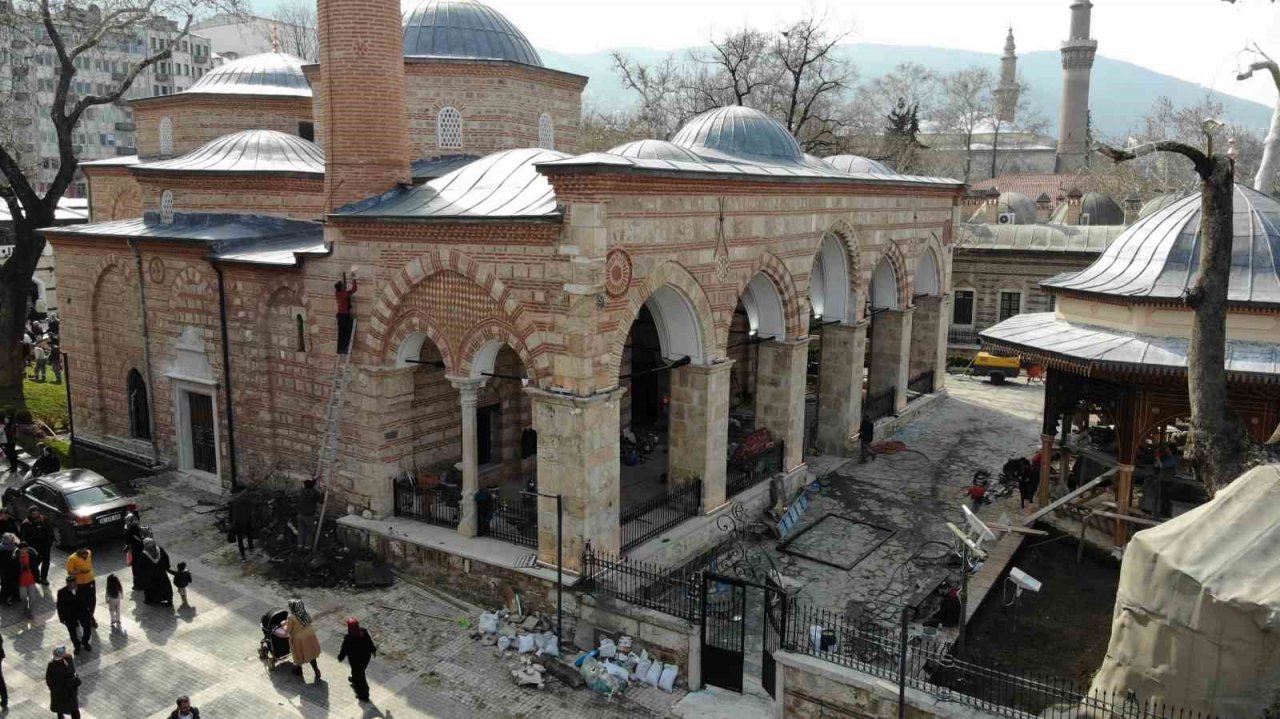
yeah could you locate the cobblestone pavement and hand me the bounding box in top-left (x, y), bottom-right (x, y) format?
top-left (0, 465), bottom-right (683, 718)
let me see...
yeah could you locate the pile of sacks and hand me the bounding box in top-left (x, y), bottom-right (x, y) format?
top-left (574, 635), bottom-right (679, 698)
top-left (475, 610), bottom-right (561, 662)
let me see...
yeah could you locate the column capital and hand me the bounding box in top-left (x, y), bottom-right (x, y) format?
top-left (526, 385), bottom-right (626, 408)
top-left (446, 375), bottom-right (488, 395)
top-left (680, 358), bottom-right (735, 377)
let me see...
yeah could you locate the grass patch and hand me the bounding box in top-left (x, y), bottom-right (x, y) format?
top-left (11, 378), bottom-right (69, 432)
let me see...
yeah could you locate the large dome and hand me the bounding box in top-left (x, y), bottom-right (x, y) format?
top-left (134, 130), bottom-right (323, 174)
top-left (606, 140), bottom-right (702, 163)
top-left (184, 52), bottom-right (311, 97)
top-left (1050, 191), bottom-right (1125, 225)
top-left (671, 106), bottom-right (804, 165)
top-left (1045, 185), bottom-right (1280, 305)
top-left (823, 154), bottom-right (893, 175)
top-left (402, 0), bottom-right (543, 67)
top-left (968, 191), bottom-right (1037, 225)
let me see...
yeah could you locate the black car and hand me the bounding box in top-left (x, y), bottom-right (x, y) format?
top-left (3, 469), bottom-right (136, 549)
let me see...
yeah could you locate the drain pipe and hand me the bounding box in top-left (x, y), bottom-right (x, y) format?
top-left (126, 239), bottom-right (160, 463)
top-left (211, 261), bottom-right (240, 490)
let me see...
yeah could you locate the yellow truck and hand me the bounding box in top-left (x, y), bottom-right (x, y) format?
top-left (970, 352), bottom-right (1021, 384)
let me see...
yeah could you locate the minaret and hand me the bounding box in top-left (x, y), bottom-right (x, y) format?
top-left (994, 27), bottom-right (1019, 124)
top-left (1056, 0), bottom-right (1097, 172)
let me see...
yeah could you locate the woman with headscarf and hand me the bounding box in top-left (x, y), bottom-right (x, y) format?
top-left (0, 533), bottom-right (18, 607)
top-left (337, 617), bottom-right (377, 702)
top-left (45, 645), bottom-right (80, 719)
top-left (123, 513), bottom-right (146, 591)
top-left (285, 598), bottom-right (322, 680)
top-left (136, 537), bottom-right (173, 606)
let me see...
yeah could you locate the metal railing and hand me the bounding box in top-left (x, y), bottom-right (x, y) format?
top-left (620, 478), bottom-right (703, 551)
top-left (727, 440), bottom-right (785, 498)
top-left (907, 371), bottom-right (935, 396)
top-left (864, 388), bottom-right (896, 421)
top-left (948, 327), bottom-right (981, 346)
top-left (579, 545), bottom-right (701, 621)
top-left (782, 602), bottom-right (1217, 719)
top-left (391, 478), bottom-right (461, 529)
top-left (478, 492), bottom-right (537, 548)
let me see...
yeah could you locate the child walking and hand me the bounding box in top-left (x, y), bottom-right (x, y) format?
top-left (106, 574), bottom-right (123, 629)
top-left (170, 562), bottom-right (192, 607)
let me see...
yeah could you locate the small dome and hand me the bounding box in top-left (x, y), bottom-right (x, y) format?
top-left (606, 140), bottom-right (702, 163)
top-left (402, 0), bottom-right (542, 67)
top-left (1045, 185), bottom-right (1280, 304)
top-left (823, 154), bottom-right (893, 175)
top-left (185, 52), bottom-right (310, 97)
top-left (969, 191), bottom-right (1037, 225)
top-left (1050, 191), bottom-right (1125, 225)
top-left (1138, 193), bottom-right (1180, 220)
top-left (671, 106), bottom-right (804, 165)
top-left (135, 130), bottom-right (323, 174)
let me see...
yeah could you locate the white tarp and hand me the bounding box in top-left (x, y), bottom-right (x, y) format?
top-left (1090, 465), bottom-right (1280, 717)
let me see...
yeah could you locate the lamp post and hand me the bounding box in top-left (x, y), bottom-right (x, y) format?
top-left (521, 490), bottom-right (563, 639)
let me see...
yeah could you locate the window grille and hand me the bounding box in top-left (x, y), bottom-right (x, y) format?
top-left (437, 107), bottom-right (462, 149)
top-left (538, 112), bottom-right (554, 149)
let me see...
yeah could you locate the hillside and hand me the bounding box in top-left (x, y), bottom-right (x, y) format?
top-left (540, 43), bottom-right (1273, 139)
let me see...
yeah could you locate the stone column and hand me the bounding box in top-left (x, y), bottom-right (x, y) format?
top-left (908, 296), bottom-right (941, 391)
top-left (868, 308), bottom-right (914, 414)
top-left (816, 322), bottom-right (867, 455)
top-left (934, 293), bottom-right (951, 393)
top-left (1037, 434), bottom-right (1054, 506)
top-left (528, 387), bottom-right (623, 568)
top-left (755, 338), bottom-right (809, 471)
top-left (1114, 463), bottom-right (1134, 547)
top-left (668, 361), bottom-right (733, 513)
top-left (449, 376), bottom-right (487, 538)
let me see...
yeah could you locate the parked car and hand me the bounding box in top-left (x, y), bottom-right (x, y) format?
top-left (3, 469), bottom-right (136, 549)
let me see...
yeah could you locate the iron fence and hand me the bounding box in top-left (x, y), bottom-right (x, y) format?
top-left (948, 327), bottom-right (980, 346)
top-left (907, 371), bottom-right (935, 396)
top-left (782, 602), bottom-right (1217, 719)
top-left (620, 478), bottom-right (703, 551)
top-left (579, 545), bottom-right (701, 621)
top-left (478, 491), bottom-right (538, 548)
top-left (864, 388), bottom-right (896, 421)
top-left (727, 440), bottom-right (785, 498)
top-left (392, 477), bottom-right (461, 529)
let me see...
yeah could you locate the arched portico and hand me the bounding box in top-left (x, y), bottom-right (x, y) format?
top-left (866, 254), bottom-right (914, 416)
top-left (808, 231), bottom-right (870, 455)
top-left (908, 246), bottom-right (947, 401)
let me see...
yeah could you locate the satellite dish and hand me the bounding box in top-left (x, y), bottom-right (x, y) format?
top-left (962, 505), bottom-right (998, 544)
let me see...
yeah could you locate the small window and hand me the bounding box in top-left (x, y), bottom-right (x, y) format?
top-left (998, 291), bottom-right (1022, 322)
top-left (1048, 294), bottom-right (1057, 312)
top-left (538, 112), bottom-right (554, 150)
top-left (158, 116), bottom-right (173, 155)
top-left (952, 289), bottom-right (975, 326)
top-left (295, 313), bottom-right (306, 351)
top-left (159, 190), bottom-right (174, 224)
top-left (477, 405), bottom-right (500, 466)
top-left (128, 368), bottom-right (151, 440)
top-left (437, 107), bottom-right (462, 149)
top-left (298, 122), bottom-right (315, 142)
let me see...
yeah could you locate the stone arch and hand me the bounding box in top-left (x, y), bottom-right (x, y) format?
top-left (108, 184), bottom-right (142, 221)
top-left (866, 241), bottom-right (911, 312)
top-left (166, 265), bottom-right (217, 324)
top-left (89, 258), bottom-right (142, 437)
top-left (914, 246), bottom-right (941, 297)
top-left (914, 233), bottom-right (948, 298)
top-left (809, 224), bottom-right (862, 325)
top-left (611, 260), bottom-right (718, 375)
top-left (869, 257), bottom-right (901, 311)
top-left (733, 251), bottom-right (806, 345)
top-left (459, 321), bottom-right (538, 381)
top-left (387, 312), bottom-right (455, 372)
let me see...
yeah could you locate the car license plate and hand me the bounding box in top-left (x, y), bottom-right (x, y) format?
top-left (98, 513), bottom-right (122, 524)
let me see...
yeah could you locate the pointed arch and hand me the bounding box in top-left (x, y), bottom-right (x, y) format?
top-left (610, 260), bottom-right (717, 376)
top-left (459, 321), bottom-right (538, 380)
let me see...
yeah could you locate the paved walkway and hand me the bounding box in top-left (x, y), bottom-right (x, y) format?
top-left (0, 465), bottom-right (682, 718)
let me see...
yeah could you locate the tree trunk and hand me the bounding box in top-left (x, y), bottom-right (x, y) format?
top-left (1255, 99), bottom-right (1280, 192)
top-left (1184, 157), bottom-right (1249, 493)
top-left (0, 217), bottom-right (46, 405)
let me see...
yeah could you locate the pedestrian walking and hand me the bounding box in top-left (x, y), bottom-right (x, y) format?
top-left (50, 344), bottom-right (62, 384)
top-left (56, 578), bottom-right (91, 654)
top-left (17, 542), bottom-right (39, 617)
top-left (136, 538), bottom-right (173, 606)
top-left (858, 415), bottom-right (876, 464)
top-left (167, 695), bottom-right (200, 719)
top-left (334, 267), bottom-right (358, 354)
top-left (0, 508), bottom-right (19, 538)
top-left (228, 486), bottom-right (256, 559)
top-left (337, 617), bottom-right (377, 703)
top-left (33, 344), bottom-right (48, 382)
top-left (22, 508), bottom-right (54, 584)
top-left (105, 574), bottom-right (122, 629)
top-left (170, 562), bottom-right (192, 607)
top-left (64, 549), bottom-right (96, 626)
top-left (123, 513), bottom-right (145, 591)
top-left (0, 413), bottom-right (22, 475)
top-left (296, 479), bottom-right (322, 551)
top-left (45, 646), bottom-right (81, 719)
top-left (285, 598), bottom-right (322, 681)
top-left (0, 533), bottom-right (19, 607)
top-left (0, 631), bottom-right (8, 709)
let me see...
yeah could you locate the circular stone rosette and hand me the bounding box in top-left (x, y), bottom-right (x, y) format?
top-left (604, 249), bottom-right (633, 298)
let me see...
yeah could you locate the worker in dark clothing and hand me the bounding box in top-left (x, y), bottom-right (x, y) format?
top-left (228, 486), bottom-right (256, 560)
top-left (31, 444), bottom-right (60, 477)
top-left (297, 480), bottom-right (323, 551)
top-left (334, 268), bottom-right (358, 354)
top-left (56, 576), bottom-right (91, 653)
top-left (20, 509), bottom-right (53, 584)
top-left (337, 617), bottom-right (377, 703)
top-left (858, 415), bottom-right (876, 464)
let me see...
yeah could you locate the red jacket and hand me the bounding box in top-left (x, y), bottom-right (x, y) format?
top-left (335, 279), bottom-right (358, 314)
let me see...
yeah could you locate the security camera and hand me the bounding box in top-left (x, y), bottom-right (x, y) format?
top-left (1009, 567), bottom-right (1041, 593)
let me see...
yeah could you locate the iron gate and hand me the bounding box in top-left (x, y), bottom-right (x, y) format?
top-left (701, 572), bottom-right (746, 693)
top-left (762, 577), bottom-right (789, 699)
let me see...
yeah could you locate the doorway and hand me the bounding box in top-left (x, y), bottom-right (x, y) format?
top-left (187, 392), bottom-right (217, 473)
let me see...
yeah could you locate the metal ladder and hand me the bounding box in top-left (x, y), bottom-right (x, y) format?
top-left (311, 318), bottom-right (355, 550)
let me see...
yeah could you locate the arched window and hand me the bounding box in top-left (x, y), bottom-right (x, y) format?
top-left (537, 112), bottom-right (554, 150)
top-left (127, 369), bottom-right (151, 440)
top-left (159, 190), bottom-right (175, 223)
top-left (158, 116), bottom-right (173, 156)
top-left (295, 313), bottom-right (306, 352)
top-left (437, 107), bottom-right (462, 149)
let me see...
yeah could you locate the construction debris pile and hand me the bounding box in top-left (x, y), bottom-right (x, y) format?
top-left (575, 634), bottom-right (679, 698)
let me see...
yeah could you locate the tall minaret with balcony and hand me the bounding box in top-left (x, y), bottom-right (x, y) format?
top-left (1056, 0), bottom-right (1097, 172)
top-left (994, 27), bottom-right (1019, 124)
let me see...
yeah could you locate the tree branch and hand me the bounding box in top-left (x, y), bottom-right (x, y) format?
top-left (0, 145), bottom-right (41, 217)
top-left (1095, 140), bottom-right (1213, 179)
top-left (72, 14), bottom-right (191, 120)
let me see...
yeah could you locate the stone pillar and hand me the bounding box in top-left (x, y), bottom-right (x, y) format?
top-left (868, 308), bottom-right (913, 413)
top-left (668, 361), bottom-right (733, 513)
top-left (908, 296), bottom-right (941, 390)
top-left (755, 339), bottom-right (809, 471)
top-left (1114, 463), bottom-right (1134, 546)
top-left (933, 293), bottom-right (951, 392)
top-left (528, 387), bottom-right (623, 568)
top-left (449, 376), bottom-right (487, 538)
top-left (1037, 434), bottom-right (1054, 506)
top-left (816, 322), bottom-right (867, 455)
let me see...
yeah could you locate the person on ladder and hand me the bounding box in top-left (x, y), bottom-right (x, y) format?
top-left (335, 267), bottom-right (358, 354)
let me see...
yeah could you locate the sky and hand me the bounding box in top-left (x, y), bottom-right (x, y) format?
top-left (259, 0), bottom-right (1280, 107)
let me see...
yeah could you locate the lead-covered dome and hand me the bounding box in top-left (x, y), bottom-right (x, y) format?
top-left (968, 191), bottom-right (1037, 225)
top-left (402, 0), bottom-right (543, 67)
top-left (1045, 185), bottom-right (1280, 305)
top-left (134, 130), bottom-right (324, 174)
top-left (671, 106), bottom-right (804, 164)
top-left (184, 52), bottom-right (310, 97)
top-left (1050, 191), bottom-right (1125, 225)
top-left (606, 140), bottom-right (703, 162)
top-left (824, 154), bottom-right (893, 175)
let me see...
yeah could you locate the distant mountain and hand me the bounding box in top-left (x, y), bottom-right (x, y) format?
top-left (539, 43), bottom-right (1273, 139)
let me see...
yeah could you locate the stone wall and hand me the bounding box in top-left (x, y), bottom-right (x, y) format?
top-left (950, 249), bottom-right (1095, 333)
top-left (134, 174), bottom-right (324, 220)
top-left (577, 594), bottom-right (698, 686)
top-left (132, 95), bottom-right (313, 160)
top-left (84, 168), bottom-right (142, 222)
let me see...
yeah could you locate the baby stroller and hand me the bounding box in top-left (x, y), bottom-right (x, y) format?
top-left (258, 608), bottom-right (291, 669)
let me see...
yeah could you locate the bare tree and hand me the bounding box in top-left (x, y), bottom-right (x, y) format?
top-left (262, 0), bottom-right (316, 62)
top-left (936, 66), bottom-right (994, 182)
top-left (0, 0), bottom-right (244, 403)
top-left (693, 26), bottom-right (773, 107)
top-left (766, 14), bottom-right (853, 154)
top-left (578, 104), bottom-right (652, 153)
top-left (610, 51), bottom-right (691, 139)
top-left (1237, 45), bottom-right (1280, 191)
top-left (1096, 125), bottom-right (1250, 493)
